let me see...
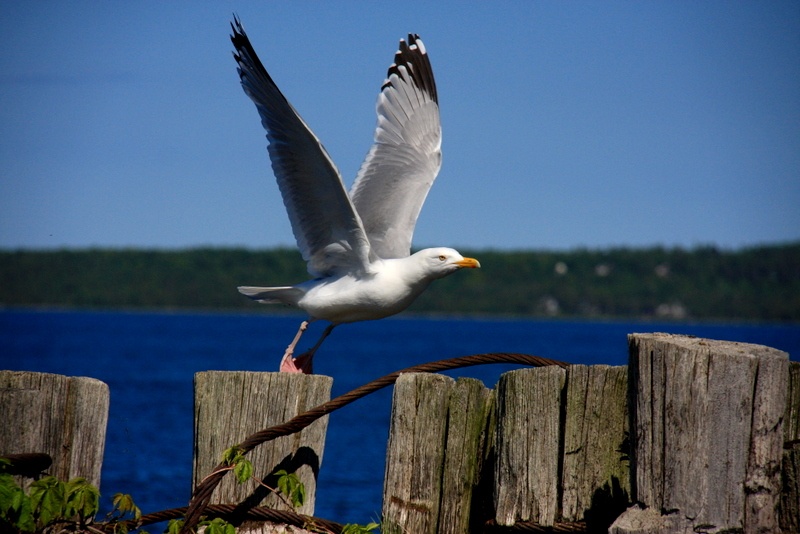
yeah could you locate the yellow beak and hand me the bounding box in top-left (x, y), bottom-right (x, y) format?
top-left (455, 257), bottom-right (481, 269)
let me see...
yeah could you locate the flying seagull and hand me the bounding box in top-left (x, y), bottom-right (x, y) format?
top-left (231, 18), bottom-right (480, 373)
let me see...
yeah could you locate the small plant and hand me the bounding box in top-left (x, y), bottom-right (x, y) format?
top-left (340, 522), bottom-right (380, 534)
top-left (302, 519), bottom-right (380, 534)
top-left (219, 447), bottom-right (379, 533)
top-left (107, 492), bottom-right (143, 533)
top-left (0, 472), bottom-right (34, 532)
top-left (0, 474), bottom-right (101, 532)
top-left (199, 517), bottom-right (236, 534)
top-left (0, 468), bottom-right (142, 534)
top-left (273, 470), bottom-right (304, 509)
top-left (165, 518), bottom-right (184, 534)
top-left (221, 446), bottom-right (253, 485)
top-left (220, 447), bottom-right (305, 508)
top-left (65, 478), bottom-right (101, 524)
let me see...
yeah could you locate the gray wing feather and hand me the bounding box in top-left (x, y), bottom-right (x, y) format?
top-left (237, 285), bottom-right (304, 304)
top-left (349, 35), bottom-right (442, 260)
top-left (231, 18), bottom-right (371, 277)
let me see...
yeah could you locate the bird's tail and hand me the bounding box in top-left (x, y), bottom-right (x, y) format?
top-left (237, 286), bottom-right (303, 304)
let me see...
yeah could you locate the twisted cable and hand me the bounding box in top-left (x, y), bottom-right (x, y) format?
top-left (180, 352), bottom-right (569, 532)
top-left (122, 506), bottom-right (588, 533)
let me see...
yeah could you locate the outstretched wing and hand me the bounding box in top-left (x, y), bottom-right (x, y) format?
top-left (349, 34), bottom-right (442, 260)
top-left (231, 17), bottom-right (371, 277)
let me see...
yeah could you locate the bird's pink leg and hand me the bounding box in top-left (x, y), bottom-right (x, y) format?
top-left (279, 320), bottom-right (310, 373)
top-left (288, 323), bottom-right (336, 374)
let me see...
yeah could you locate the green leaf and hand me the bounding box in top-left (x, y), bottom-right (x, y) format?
top-left (275, 470), bottom-right (305, 508)
top-left (0, 474), bottom-right (34, 532)
top-left (222, 446), bottom-right (252, 484)
top-left (65, 477), bottom-right (100, 521)
top-left (294, 482), bottom-right (306, 508)
top-left (29, 476), bottom-right (66, 526)
top-left (166, 518), bottom-right (184, 534)
top-left (341, 523), bottom-right (380, 534)
top-left (14, 498), bottom-right (35, 532)
top-left (111, 492), bottom-right (141, 520)
top-left (202, 517), bottom-right (235, 534)
top-left (0, 473), bottom-right (21, 511)
top-left (221, 446), bottom-right (245, 466)
top-left (233, 458), bottom-right (253, 484)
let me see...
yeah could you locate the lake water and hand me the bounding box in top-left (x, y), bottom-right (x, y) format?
top-left (1, 309), bottom-right (798, 527)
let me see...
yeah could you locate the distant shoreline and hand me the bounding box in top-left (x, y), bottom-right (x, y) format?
top-left (2, 243), bottom-right (798, 322)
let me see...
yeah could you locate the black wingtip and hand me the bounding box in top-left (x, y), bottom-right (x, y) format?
top-left (383, 34), bottom-right (438, 104)
top-left (229, 15), bottom-right (272, 87)
top-left (230, 14), bottom-right (246, 49)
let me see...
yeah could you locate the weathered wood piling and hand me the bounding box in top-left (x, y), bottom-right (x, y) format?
top-left (561, 364), bottom-right (628, 525)
top-left (783, 362), bottom-right (800, 533)
top-left (613, 334), bottom-right (789, 533)
top-left (0, 370), bottom-right (108, 489)
top-left (193, 371), bottom-right (332, 518)
top-left (381, 374), bottom-right (493, 534)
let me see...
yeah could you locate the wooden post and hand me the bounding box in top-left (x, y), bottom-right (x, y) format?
top-left (381, 373), bottom-right (494, 534)
top-left (611, 333), bottom-right (789, 534)
top-left (192, 372), bottom-right (332, 519)
top-left (561, 364), bottom-right (629, 527)
top-left (494, 366), bottom-right (566, 527)
top-left (438, 377), bottom-right (495, 534)
top-left (781, 361), bottom-right (800, 532)
top-left (0, 371), bottom-right (109, 489)
top-left (382, 373), bottom-right (451, 534)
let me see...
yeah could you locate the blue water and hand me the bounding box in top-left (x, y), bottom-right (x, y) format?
top-left (1, 309), bottom-right (798, 527)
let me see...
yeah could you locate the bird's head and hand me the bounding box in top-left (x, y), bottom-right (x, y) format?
top-left (415, 247), bottom-right (481, 279)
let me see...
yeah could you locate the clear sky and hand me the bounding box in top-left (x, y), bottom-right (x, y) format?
top-left (1, 2), bottom-right (798, 252)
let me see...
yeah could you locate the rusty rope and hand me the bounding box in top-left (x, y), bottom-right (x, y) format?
top-left (483, 520), bottom-right (588, 532)
top-left (105, 504), bottom-right (345, 533)
top-left (181, 352), bottom-right (569, 533)
top-left (114, 506), bottom-right (587, 533)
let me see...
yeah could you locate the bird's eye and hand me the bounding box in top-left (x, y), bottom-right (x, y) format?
top-left (438, 255), bottom-right (446, 261)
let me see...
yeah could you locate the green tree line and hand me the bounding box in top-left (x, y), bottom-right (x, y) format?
top-left (1, 243), bottom-right (798, 321)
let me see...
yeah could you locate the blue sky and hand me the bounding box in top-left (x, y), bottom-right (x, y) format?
top-left (1, 2), bottom-right (798, 252)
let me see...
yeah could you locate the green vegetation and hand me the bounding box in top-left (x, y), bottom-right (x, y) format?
top-left (1, 243), bottom-right (798, 321)
top-left (0, 459), bottom-right (142, 533)
top-left (1, 452), bottom-right (377, 534)
top-left (217, 446), bottom-right (378, 533)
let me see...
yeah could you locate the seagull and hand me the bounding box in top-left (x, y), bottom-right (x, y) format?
top-left (231, 18), bottom-right (480, 373)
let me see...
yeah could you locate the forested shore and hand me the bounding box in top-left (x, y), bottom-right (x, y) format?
top-left (1, 243), bottom-right (798, 321)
